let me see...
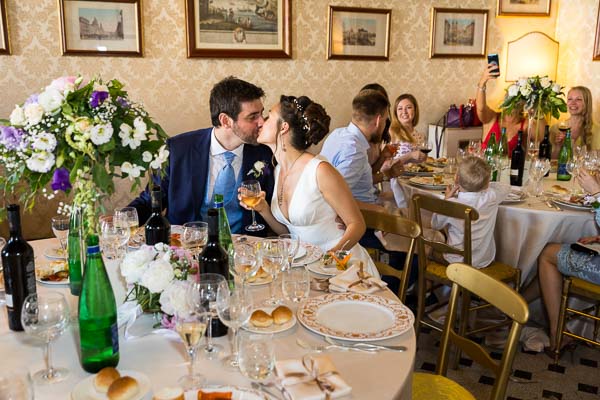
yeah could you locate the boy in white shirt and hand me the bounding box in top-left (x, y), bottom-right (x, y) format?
top-left (431, 156), bottom-right (510, 268)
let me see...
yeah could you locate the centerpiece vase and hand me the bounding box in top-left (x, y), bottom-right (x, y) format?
top-left (67, 202), bottom-right (87, 296)
top-left (527, 110), bottom-right (547, 158)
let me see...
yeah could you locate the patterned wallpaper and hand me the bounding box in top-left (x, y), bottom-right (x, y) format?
top-left (0, 0), bottom-right (597, 219)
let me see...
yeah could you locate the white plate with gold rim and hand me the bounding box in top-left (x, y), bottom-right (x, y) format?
top-left (306, 261), bottom-right (344, 277)
top-left (71, 370), bottom-right (151, 400)
top-left (242, 307), bottom-right (297, 334)
top-left (43, 247), bottom-right (67, 260)
top-left (297, 293), bottom-right (414, 341)
top-left (291, 243), bottom-right (323, 266)
top-left (408, 176), bottom-right (450, 190)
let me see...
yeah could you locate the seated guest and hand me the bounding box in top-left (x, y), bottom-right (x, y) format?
top-left (241, 95), bottom-right (379, 277)
top-left (129, 76), bottom-right (274, 234)
top-left (549, 86), bottom-right (600, 158)
top-left (389, 93), bottom-right (427, 165)
top-left (538, 169), bottom-right (600, 353)
top-left (360, 83), bottom-right (395, 176)
top-left (431, 156), bottom-right (510, 268)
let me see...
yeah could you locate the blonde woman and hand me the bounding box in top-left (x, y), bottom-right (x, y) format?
top-left (389, 93), bottom-right (426, 164)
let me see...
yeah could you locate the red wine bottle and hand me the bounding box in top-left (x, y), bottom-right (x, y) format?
top-left (1, 204), bottom-right (36, 331)
top-left (510, 130), bottom-right (525, 186)
top-left (145, 186), bottom-right (171, 246)
top-left (539, 126), bottom-right (552, 177)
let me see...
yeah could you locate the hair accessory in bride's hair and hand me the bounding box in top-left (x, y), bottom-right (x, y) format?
top-left (292, 98), bottom-right (310, 134)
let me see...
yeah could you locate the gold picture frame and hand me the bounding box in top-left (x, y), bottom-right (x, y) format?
top-left (327, 6), bottom-right (391, 61)
top-left (497, 0), bottom-right (551, 16)
top-left (0, 0), bottom-right (10, 55)
top-left (185, 0), bottom-right (291, 58)
top-left (594, 5), bottom-right (600, 60)
top-left (430, 8), bottom-right (488, 58)
top-left (59, 0), bottom-right (143, 56)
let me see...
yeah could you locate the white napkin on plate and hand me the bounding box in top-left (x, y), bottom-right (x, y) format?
top-left (329, 265), bottom-right (387, 294)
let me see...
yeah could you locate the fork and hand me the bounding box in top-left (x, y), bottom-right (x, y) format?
top-left (296, 338), bottom-right (375, 353)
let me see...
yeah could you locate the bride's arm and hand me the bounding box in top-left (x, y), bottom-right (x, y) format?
top-left (238, 190), bottom-right (289, 234)
top-left (316, 162), bottom-right (366, 252)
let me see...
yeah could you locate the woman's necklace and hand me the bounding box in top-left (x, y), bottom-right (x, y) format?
top-left (278, 151), bottom-right (305, 207)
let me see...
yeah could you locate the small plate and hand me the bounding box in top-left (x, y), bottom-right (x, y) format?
top-left (501, 190), bottom-right (526, 204)
top-left (188, 385), bottom-right (268, 399)
top-left (552, 199), bottom-right (593, 211)
top-left (246, 271), bottom-right (273, 286)
top-left (242, 307), bottom-right (297, 334)
top-left (43, 247), bottom-right (67, 260)
top-left (408, 176), bottom-right (450, 190)
top-left (291, 243), bottom-right (323, 267)
top-left (306, 261), bottom-right (344, 277)
top-left (36, 260), bottom-right (69, 285)
top-left (71, 370), bottom-right (151, 400)
top-left (36, 277), bottom-right (70, 286)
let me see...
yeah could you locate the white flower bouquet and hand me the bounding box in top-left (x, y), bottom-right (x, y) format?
top-left (500, 75), bottom-right (567, 119)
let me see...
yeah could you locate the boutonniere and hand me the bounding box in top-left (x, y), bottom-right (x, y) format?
top-left (247, 160), bottom-right (269, 178)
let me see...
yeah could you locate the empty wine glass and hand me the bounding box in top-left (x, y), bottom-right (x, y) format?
top-left (21, 292), bottom-right (70, 384)
top-left (238, 332), bottom-right (275, 382)
top-left (279, 233), bottom-right (300, 270)
top-left (232, 242), bottom-right (260, 285)
top-left (260, 238), bottom-right (285, 306)
top-left (188, 273), bottom-right (226, 359)
top-left (566, 159), bottom-right (581, 194)
top-left (281, 266), bottom-right (310, 303)
top-left (216, 281), bottom-right (253, 368)
top-left (182, 221), bottom-right (208, 261)
top-left (240, 180), bottom-right (265, 232)
top-left (114, 207), bottom-right (139, 244)
top-left (175, 306), bottom-right (208, 390)
top-left (528, 158), bottom-right (551, 197)
top-left (99, 215), bottom-right (130, 260)
top-left (51, 216), bottom-right (69, 257)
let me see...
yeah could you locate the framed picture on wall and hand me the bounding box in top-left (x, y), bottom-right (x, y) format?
top-left (59, 0), bottom-right (143, 56)
top-left (185, 0), bottom-right (291, 58)
top-left (497, 0), bottom-right (551, 16)
top-left (594, 5), bottom-right (600, 60)
top-left (0, 0), bottom-right (10, 55)
top-left (327, 6), bottom-right (391, 61)
top-left (430, 8), bottom-right (488, 58)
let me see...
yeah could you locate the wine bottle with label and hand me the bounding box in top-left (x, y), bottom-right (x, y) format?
top-left (510, 130), bottom-right (525, 186)
top-left (557, 129), bottom-right (573, 181)
top-left (539, 126), bottom-right (552, 177)
top-left (1, 204), bottom-right (36, 331)
top-left (145, 186), bottom-right (171, 246)
top-left (79, 234), bottom-right (119, 372)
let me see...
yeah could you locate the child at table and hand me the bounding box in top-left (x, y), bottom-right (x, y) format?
top-left (430, 156), bottom-right (510, 268)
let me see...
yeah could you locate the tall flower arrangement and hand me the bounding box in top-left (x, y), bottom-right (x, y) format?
top-left (500, 75), bottom-right (567, 119)
top-left (0, 76), bottom-right (168, 229)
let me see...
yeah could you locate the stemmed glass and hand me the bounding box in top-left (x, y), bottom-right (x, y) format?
top-left (182, 221), bottom-right (208, 261)
top-left (216, 281), bottom-right (253, 368)
top-left (281, 266), bottom-right (311, 303)
top-left (528, 158), bottom-right (551, 197)
top-left (174, 306), bottom-right (208, 390)
top-left (240, 180), bottom-right (265, 232)
top-left (188, 273), bottom-right (226, 359)
top-left (21, 292), bottom-right (70, 384)
top-left (51, 216), bottom-right (69, 257)
top-left (566, 159), bottom-right (581, 195)
top-left (279, 233), bottom-right (300, 271)
top-left (114, 207), bottom-right (139, 245)
top-left (232, 242), bottom-right (260, 285)
top-left (238, 332), bottom-right (275, 382)
top-left (417, 140), bottom-right (432, 156)
top-left (261, 238), bottom-right (285, 305)
top-left (99, 215), bottom-right (130, 260)
top-left (468, 139), bottom-right (482, 157)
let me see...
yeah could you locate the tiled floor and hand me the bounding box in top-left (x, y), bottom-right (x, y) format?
top-left (414, 327), bottom-right (600, 399)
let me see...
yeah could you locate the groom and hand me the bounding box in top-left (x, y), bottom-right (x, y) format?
top-left (129, 76), bottom-right (274, 234)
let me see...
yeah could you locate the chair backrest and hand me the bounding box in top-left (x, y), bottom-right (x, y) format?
top-left (412, 194), bottom-right (479, 266)
top-left (439, 263), bottom-right (529, 400)
top-left (360, 208), bottom-right (421, 301)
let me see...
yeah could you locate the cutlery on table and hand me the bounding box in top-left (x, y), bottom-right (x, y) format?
top-left (251, 382), bottom-right (286, 400)
top-left (324, 336), bottom-right (407, 352)
top-left (296, 338), bottom-right (376, 353)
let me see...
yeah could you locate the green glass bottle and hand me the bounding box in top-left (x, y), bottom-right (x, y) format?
top-left (484, 131), bottom-right (498, 181)
top-left (557, 129), bottom-right (573, 181)
top-left (67, 206), bottom-right (84, 296)
top-left (497, 127), bottom-right (509, 158)
top-left (79, 234), bottom-right (119, 373)
top-left (213, 194), bottom-right (234, 279)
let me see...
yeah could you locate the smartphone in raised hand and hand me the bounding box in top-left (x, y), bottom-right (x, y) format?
top-left (487, 53), bottom-right (500, 76)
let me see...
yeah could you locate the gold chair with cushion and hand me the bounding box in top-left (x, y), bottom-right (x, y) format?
top-left (412, 194), bottom-right (521, 337)
top-left (554, 276), bottom-right (600, 363)
top-left (413, 263), bottom-right (529, 400)
top-left (360, 208), bottom-right (421, 303)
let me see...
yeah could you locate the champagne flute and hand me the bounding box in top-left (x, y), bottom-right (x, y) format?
top-left (188, 273), bottom-right (226, 359)
top-left (51, 216), bottom-right (69, 257)
top-left (216, 281), bottom-right (253, 368)
top-left (114, 207), bottom-right (139, 242)
top-left (261, 238), bottom-right (285, 306)
top-left (240, 180), bottom-right (265, 232)
top-left (182, 221), bottom-right (208, 261)
top-left (281, 266), bottom-right (310, 303)
top-left (279, 233), bottom-right (300, 270)
top-left (232, 242), bottom-right (260, 285)
top-left (175, 307), bottom-right (208, 390)
top-left (239, 332), bottom-right (275, 382)
top-left (21, 292), bottom-right (70, 384)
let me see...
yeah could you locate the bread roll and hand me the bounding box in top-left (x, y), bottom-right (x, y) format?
top-left (94, 367), bottom-right (121, 393)
top-left (107, 376), bottom-right (140, 400)
top-left (551, 185), bottom-right (569, 195)
top-left (153, 387), bottom-right (184, 400)
top-left (272, 306), bottom-right (293, 325)
top-left (250, 310), bottom-right (273, 327)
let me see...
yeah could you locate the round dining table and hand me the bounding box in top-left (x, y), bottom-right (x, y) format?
top-left (0, 237), bottom-right (416, 400)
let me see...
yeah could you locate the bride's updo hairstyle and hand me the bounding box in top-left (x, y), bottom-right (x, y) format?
top-left (279, 95), bottom-right (331, 151)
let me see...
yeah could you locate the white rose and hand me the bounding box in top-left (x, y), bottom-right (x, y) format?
top-left (507, 85), bottom-right (519, 97)
top-left (25, 151), bottom-right (55, 173)
top-left (121, 246), bottom-right (157, 284)
top-left (31, 132), bottom-right (57, 152)
top-left (540, 77), bottom-right (551, 89)
top-left (9, 105), bottom-right (26, 126)
top-left (159, 280), bottom-right (192, 316)
top-left (517, 78), bottom-right (527, 87)
top-left (520, 84), bottom-right (532, 97)
top-left (24, 103), bottom-right (44, 125)
top-left (552, 83), bottom-right (561, 93)
top-left (140, 258), bottom-right (174, 293)
top-left (37, 87), bottom-right (64, 113)
top-left (142, 151), bottom-right (153, 163)
top-left (90, 123), bottom-right (113, 145)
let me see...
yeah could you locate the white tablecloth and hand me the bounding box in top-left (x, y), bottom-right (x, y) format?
top-left (0, 238), bottom-right (416, 399)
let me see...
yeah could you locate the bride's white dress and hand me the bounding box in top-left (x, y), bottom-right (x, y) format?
top-left (271, 156), bottom-right (380, 278)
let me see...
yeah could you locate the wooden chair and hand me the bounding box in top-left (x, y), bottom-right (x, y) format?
top-left (412, 263), bottom-right (529, 400)
top-left (554, 276), bottom-right (600, 363)
top-left (412, 194), bottom-right (521, 337)
top-left (360, 208), bottom-right (421, 303)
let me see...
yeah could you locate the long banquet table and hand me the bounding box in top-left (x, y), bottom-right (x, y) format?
top-left (0, 238), bottom-right (416, 399)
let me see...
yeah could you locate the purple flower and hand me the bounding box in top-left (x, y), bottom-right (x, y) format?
top-left (160, 314), bottom-right (176, 330)
top-left (50, 167), bottom-right (72, 191)
top-left (89, 91), bottom-right (109, 108)
top-left (0, 126), bottom-right (25, 150)
top-left (24, 94), bottom-right (39, 106)
top-left (116, 96), bottom-right (129, 108)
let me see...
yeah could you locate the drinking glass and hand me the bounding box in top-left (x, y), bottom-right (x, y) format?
top-left (216, 281), bottom-right (253, 368)
top-left (188, 273), bottom-right (226, 358)
top-left (279, 233), bottom-right (300, 270)
top-left (566, 159), bottom-right (581, 194)
top-left (182, 221), bottom-right (208, 261)
top-left (281, 266), bottom-right (310, 303)
top-left (240, 180), bottom-right (265, 232)
top-left (0, 369), bottom-right (33, 399)
top-left (99, 215), bottom-right (130, 260)
top-left (385, 142), bottom-right (400, 157)
top-left (175, 307), bottom-right (208, 390)
top-left (528, 158), bottom-right (551, 197)
top-left (260, 238), bottom-right (285, 306)
top-left (232, 242), bottom-right (260, 285)
top-left (238, 332), bottom-right (275, 382)
top-left (417, 140), bottom-right (432, 156)
top-left (21, 292), bottom-right (70, 384)
top-left (527, 140), bottom-right (539, 160)
top-left (468, 139), bottom-right (482, 156)
top-left (51, 216), bottom-right (69, 257)
top-left (456, 148), bottom-right (467, 163)
top-left (114, 207), bottom-right (139, 243)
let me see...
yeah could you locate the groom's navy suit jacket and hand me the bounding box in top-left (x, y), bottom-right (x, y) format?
top-left (129, 128), bottom-right (274, 234)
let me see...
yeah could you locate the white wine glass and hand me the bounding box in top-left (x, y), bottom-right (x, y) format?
top-left (261, 238), bottom-right (285, 306)
top-left (21, 292), bottom-right (70, 384)
top-left (114, 207), bottom-right (139, 245)
top-left (188, 273), bottom-right (226, 359)
top-left (566, 159), bottom-right (581, 195)
top-left (51, 215), bottom-right (69, 257)
top-left (99, 215), bottom-right (130, 260)
top-left (240, 180), bottom-right (265, 232)
top-left (175, 307), bottom-right (208, 390)
top-left (279, 233), bottom-right (300, 271)
top-left (232, 242), bottom-right (260, 285)
top-left (281, 266), bottom-right (310, 303)
top-left (216, 281), bottom-right (253, 368)
top-left (238, 332), bottom-right (275, 382)
top-left (182, 221), bottom-right (208, 261)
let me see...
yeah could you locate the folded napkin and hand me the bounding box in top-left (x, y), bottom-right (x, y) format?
top-left (329, 264), bottom-right (387, 294)
top-left (118, 301), bottom-right (142, 340)
top-left (276, 355), bottom-right (352, 400)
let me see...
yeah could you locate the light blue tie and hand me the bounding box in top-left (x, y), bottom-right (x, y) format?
top-left (213, 151), bottom-right (236, 204)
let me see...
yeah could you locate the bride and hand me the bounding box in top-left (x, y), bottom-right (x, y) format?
top-left (240, 95), bottom-right (379, 277)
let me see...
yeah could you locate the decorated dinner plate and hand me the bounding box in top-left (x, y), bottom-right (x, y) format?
top-left (306, 261), bottom-right (344, 277)
top-left (71, 370), bottom-right (151, 400)
top-left (43, 246), bottom-right (67, 260)
top-left (242, 307), bottom-right (297, 335)
top-left (185, 385), bottom-right (268, 399)
top-left (552, 199), bottom-right (593, 211)
top-left (293, 244), bottom-right (307, 261)
top-left (297, 293), bottom-right (414, 341)
top-left (408, 176), bottom-right (450, 190)
top-left (291, 242), bottom-right (323, 267)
